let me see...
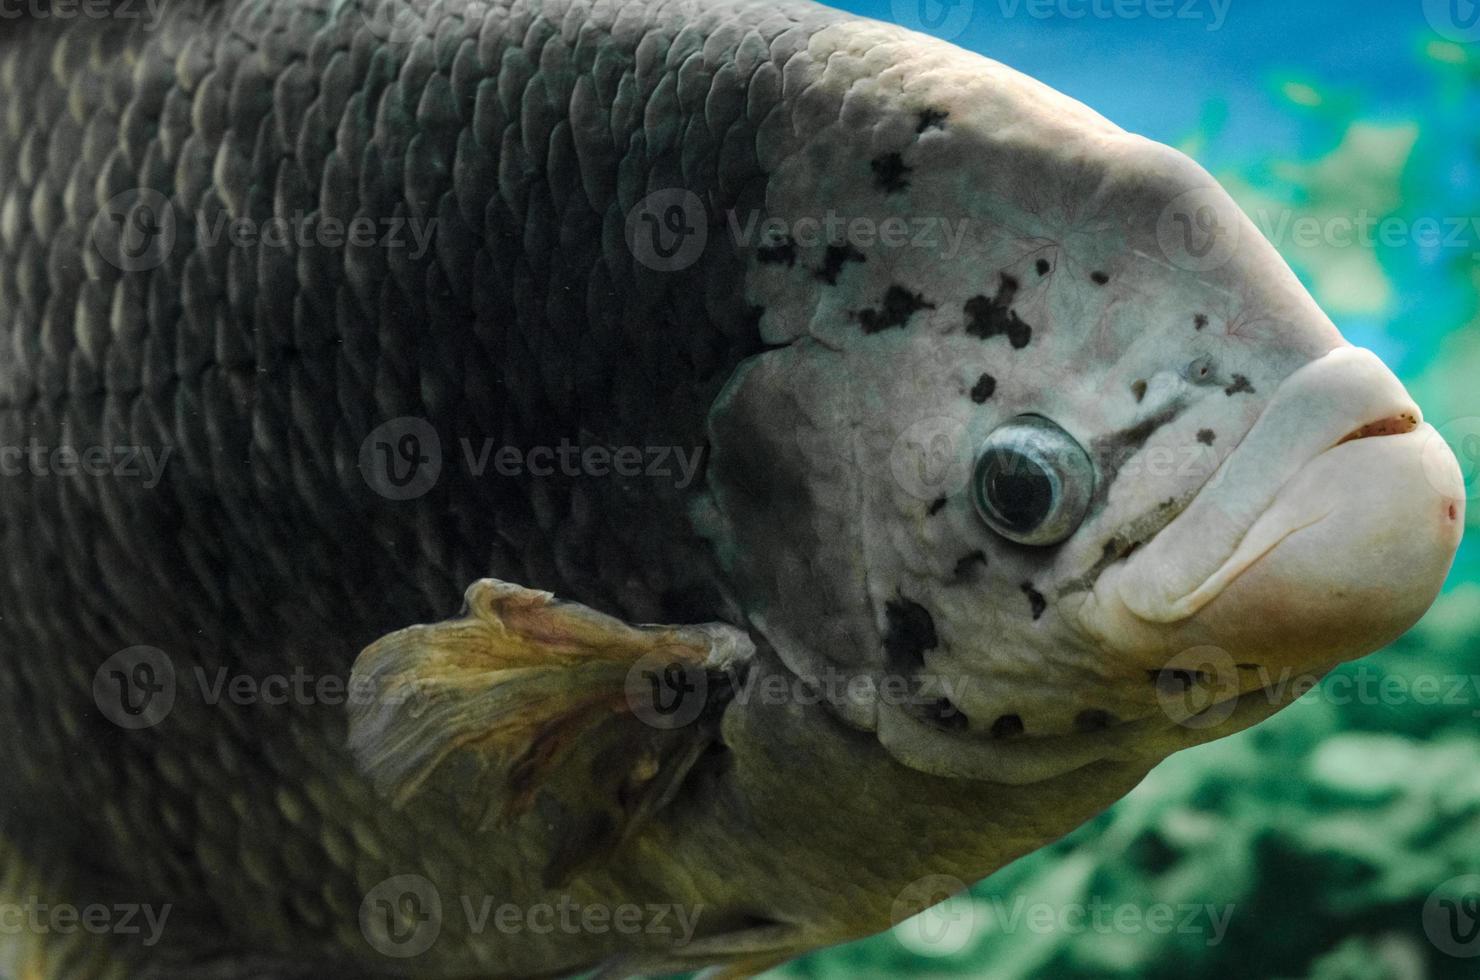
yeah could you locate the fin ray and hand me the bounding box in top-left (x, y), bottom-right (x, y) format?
top-left (347, 579), bottom-right (753, 877)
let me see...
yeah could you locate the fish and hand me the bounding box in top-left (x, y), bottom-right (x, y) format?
top-left (0, 0), bottom-right (1465, 977)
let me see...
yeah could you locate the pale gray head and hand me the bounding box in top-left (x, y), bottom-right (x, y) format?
top-left (696, 19), bottom-right (1466, 783)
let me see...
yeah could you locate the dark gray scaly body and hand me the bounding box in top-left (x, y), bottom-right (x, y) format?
top-left (0, 0), bottom-right (800, 973)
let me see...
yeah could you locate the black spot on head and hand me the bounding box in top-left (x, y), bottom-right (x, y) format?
top-left (756, 237), bottom-right (796, 266)
top-left (1225, 374), bottom-right (1255, 397)
top-left (916, 108), bottom-right (949, 133)
top-left (1133, 405), bottom-right (1185, 450)
top-left (1197, 429), bottom-right (1216, 445)
top-left (1090, 271), bottom-right (1110, 285)
top-left (1131, 380), bottom-right (1147, 403)
top-left (1059, 535), bottom-right (1142, 595)
top-left (814, 242), bottom-right (866, 285)
top-left (856, 285), bottom-right (935, 334)
top-left (1021, 582), bottom-right (1046, 620)
top-left (1035, 258), bottom-right (1051, 276)
top-left (871, 152), bottom-right (911, 193)
top-left (970, 373), bottom-right (996, 403)
top-left (990, 713), bottom-right (1025, 738)
top-left (927, 496), bottom-right (948, 516)
top-left (1194, 313), bottom-right (1209, 330)
top-left (952, 550), bottom-right (987, 581)
top-left (1087, 403), bottom-right (1187, 513)
top-left (1074, 709), bottom-right (1117, 733)
top-left (964, 274), bottom-right (1032, 349)
top-left (883, 596), bottom-right (938, 670)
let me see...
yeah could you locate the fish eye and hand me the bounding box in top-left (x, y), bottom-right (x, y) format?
top-left (971, 415), bottom-right (1095, 546)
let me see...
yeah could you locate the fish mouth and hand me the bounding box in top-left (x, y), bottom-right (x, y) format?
top-left (1072, 345), bottom-right (1465, 672)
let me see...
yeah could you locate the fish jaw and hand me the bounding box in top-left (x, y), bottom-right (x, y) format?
top-left (1072, 344), bottom-right (1466, 677)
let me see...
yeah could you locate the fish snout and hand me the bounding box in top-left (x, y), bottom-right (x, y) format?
top-left (1172, 419), bottom-right (1464, 671)
top-left (1075, 345), bottom-right (1465, 680)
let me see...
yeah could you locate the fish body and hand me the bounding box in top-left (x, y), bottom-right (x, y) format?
top-left (0, 1), bottom-right (1464, 978)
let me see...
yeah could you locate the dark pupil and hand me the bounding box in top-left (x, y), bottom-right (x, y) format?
top-left (984, 450), bottom-right (1055, 532)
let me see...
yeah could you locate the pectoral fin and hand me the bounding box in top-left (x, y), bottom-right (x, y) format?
top-left (346, 579), bottom-right (753, 882)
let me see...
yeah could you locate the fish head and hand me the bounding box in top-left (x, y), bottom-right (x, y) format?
top-left (698, 41), bottom-right (1466, 782)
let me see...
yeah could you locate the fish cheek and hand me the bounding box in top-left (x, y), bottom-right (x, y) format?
top-left (700, 351), bottom-right (879, 697)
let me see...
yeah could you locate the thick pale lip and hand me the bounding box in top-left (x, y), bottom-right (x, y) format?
top-left (1088, 347), bottom-right (1434, 621)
